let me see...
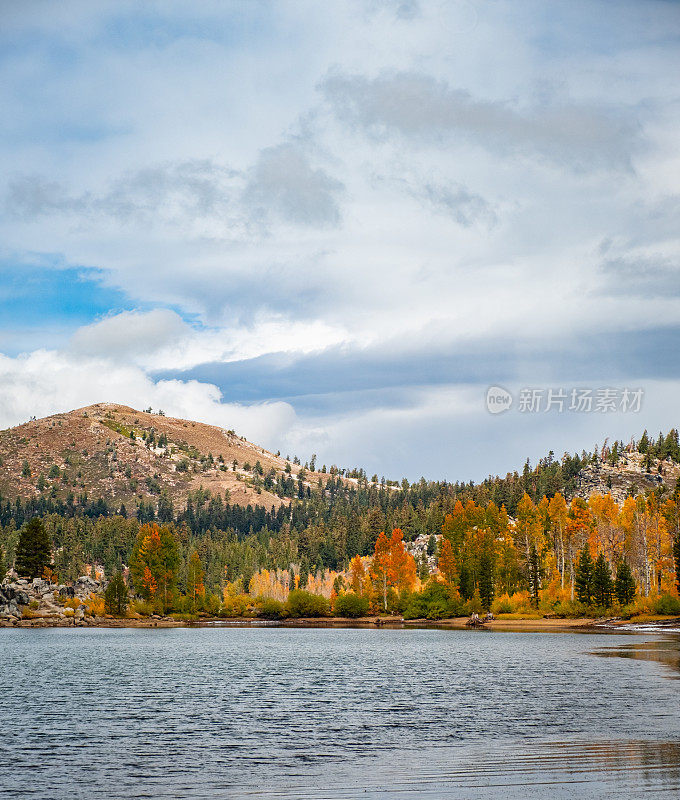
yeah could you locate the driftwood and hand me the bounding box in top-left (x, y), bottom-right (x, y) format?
top-left (466, 612), bottom-right (494, 627)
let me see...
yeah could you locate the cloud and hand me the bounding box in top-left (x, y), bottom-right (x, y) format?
top-left (5, 160), bottom-right (240, 226)
top-left (414, 182), bottom-right (496, 227)
top-left (599, 253), bottom-right (680, 297)
top-left (68, 308), bottom-right (349, 371)
top-left (321, 71), bottom-right (644, 171)
top-left (0, 348), bottom-right (295, 447)
top-left (243, 143), bottom-right (344, 228)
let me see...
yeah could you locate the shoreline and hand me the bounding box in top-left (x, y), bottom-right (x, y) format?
top-left (3, 613), bottom-right (680, 632)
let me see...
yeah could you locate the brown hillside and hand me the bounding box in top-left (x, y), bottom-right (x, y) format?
top-left (0, 402), bottom-right (324, 512)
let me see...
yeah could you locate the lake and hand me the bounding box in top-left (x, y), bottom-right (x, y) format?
top-left (0, 627), bottom-right (679, 798)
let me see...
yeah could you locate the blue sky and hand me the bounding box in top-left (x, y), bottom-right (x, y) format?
top-left (1, 0), bottom-right (679, 481)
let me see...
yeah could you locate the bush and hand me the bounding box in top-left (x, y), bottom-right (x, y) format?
top-left (220, 593), bottom-right (253, 618)
top-left (132, 598), bottom-right (153, 616)
top-left (334, 592), bottom-right (369, 618)
top-left (258, 597), bottom-right (288, 619)
top-left (492, 594), bottom-right (513, 614)
top-left (655, 594), bottom-right (680, 616)
top-left (286, 589), bottom-right (330, 618)
top-left (402, 581), bottom-right (463, 620)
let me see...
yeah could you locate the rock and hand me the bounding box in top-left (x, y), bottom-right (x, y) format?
top-left (59, 586), bottom-right (75, 599)
top-left (15, 590), bottom-right (30, 606)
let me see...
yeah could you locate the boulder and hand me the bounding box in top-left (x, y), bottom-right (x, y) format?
top-left (15, 590), bottom-right (30, 606)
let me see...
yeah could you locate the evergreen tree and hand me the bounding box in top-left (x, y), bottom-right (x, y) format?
top-left (15, 517), bottom-right (52, 578)
top-left (478, 551), bottom-right (494, 610)
top-left (458, 561), bottom-right (475, 601)
top-left (528, 544), bottom-right (540, 608)
top-left (639, 430), bottom-right (649, 453)
top-left (427, 534), bottom-right (437, 557)
top-left (592, 553), bottom-right (614, 607)
top-left (104, 571), bottom-right (129, 617)
top-left (615, 559), bottom-right (636, 605)
top-left (575, 546), bottom-right (594, 605)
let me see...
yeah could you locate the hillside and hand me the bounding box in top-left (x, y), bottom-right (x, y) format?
top-left (573, 450), bottom-right (680, 503)
top-left (0, 402), bottom-right (327, 512)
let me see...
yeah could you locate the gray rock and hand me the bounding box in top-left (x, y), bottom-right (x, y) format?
top-left (15, 590), bottom-right (30, 606)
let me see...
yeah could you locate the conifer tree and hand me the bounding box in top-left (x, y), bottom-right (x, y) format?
top-left (15, 517), bottom-right (52, 578)
top-left (528, 544), bottom-right (540, 607)
top-left (592, 553), bottom-right (614, 607)
top-left (104, 571), bottom-right (129, 617)
top-left (458, 561), bottom-right (474, 600)
top-left (575, 546), bottom-right (594, 605)
top-left (478, 551), bottom-right (495, 610)
top-left (614, 560), bottom-right (636, 605)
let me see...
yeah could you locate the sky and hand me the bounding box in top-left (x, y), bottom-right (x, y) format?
top-left (1, 0), bottom-right (679, 482)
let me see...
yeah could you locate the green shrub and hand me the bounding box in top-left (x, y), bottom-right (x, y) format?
top-left (334, 592), bottom-right (369, 618)
top-left (286, 589), bottom-right (330, 618)
top-left (655, 594), bottom-right (680, 616)
top-left (403, 581), bottom-right (463, 620)
top-left (258, 597), bottom-right (288, 619)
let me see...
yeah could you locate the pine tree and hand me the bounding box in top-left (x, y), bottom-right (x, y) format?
top-left (639, 430), bottom-right (649, 453)
top-left (104, 571), bottom-right (129, 617)
top-left (478, 551), bottom-right (495, 610)
top-left (528, 544), bottom-right (540, 607)
top-left (458, 561), bottom-right (475, 600)
top-left (592, 553), bottom-right (614, 607)
top-left (615, 560), bottom-right (636, 605)
top-left (15, 517), bottom-right (52, 578)
top-left (186, 550), bottom-right (205, 611)
top-left (575, 546), bottom-right (594, 605)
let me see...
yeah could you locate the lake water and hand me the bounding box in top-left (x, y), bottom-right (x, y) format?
top-left (1, 626), bottom-right (679, 798)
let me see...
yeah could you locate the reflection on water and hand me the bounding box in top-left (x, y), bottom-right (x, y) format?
top-left (1, 628), bottom-right (679, 799)
top-left (590, 636), bottom-right (680, 677)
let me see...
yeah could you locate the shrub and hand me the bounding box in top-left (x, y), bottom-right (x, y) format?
top-left (286, 589), bottom-right (330, 618)
top-left (220, 593), bottom-right (252, 618)
top-left (402, 581), bottom-right (463, 620)
top-left (84, 593), bottom-right (106, 617)
top-left (492, 594), bottom-right (513, 614)
top-left (258, 597), bottom-right (288, 619)
top-left (334, 592), bottom-right (369, 618)
top-left (655, 594), bottom-right (680, 616)
top-left (132, 598), bottom-right (153, 616)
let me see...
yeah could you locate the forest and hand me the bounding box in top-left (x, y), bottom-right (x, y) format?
top-left (2, 428), bottom-right (680, 620)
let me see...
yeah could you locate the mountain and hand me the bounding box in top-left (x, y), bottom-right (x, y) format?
top-left (0, 402), bottom-right (324, 512)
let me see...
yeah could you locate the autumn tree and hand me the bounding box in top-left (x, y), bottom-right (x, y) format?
top-left (369, 528), bottom-right (416, 612)
top-left (348, 555), bottom-right (366, 595)
top-left (130, 523), bottom-right (180, 613)
top-left (437, 538), bottom-right (456, 584)
top-left (548, 493), bottom-right (568, 588)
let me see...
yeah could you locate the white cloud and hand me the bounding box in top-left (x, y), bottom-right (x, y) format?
top-left (68, 309), bottom-right (350, 371)
top-left (0, 349), bottom-right (295, 447)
